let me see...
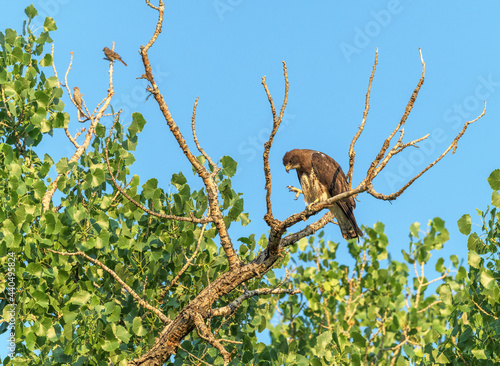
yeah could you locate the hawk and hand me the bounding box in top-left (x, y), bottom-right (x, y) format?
top-left (283, 149), bottom-right (362, 240)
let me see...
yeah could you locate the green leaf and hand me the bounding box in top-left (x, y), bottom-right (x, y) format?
top-left (351, 332), bottom-right (366, 347)
top-left (468, 251), bottom-right (481, 269)
top-left (315, 331), bottom-right (332, 357)
top-left (298, 237), bottom-right (308, 251)
top-left (221, 156), bottom-right (237, 177)
top-left (492, 191), bottom-right (500, 208)
top-left (171, 172), bottom-right (186, 188)
top-left (480, 270), bottom-right (496, 290)
top-left (114, 325), bottom-right (131, 343)
top-left (101, 339), bottom-right (120, 352)
top-left (487, 169), bottom-right (500, 190)
top-left (40, 53), bottom-right (53, 67)
top-left (132, 317), bottom-right (147, 336)
top-left (457, 214), bottom-right (471, 235)
top-left (142, 178), bottom-right (158, 199)
top-left (471, 349), bottom-right (488, 360)
top-left (43, 17), bottom-right (57, 32)
top-left (467, 233), bottom-right (483, 252)
top-left (70, 291), bottom-right (91, 306)
top-left (32, 290), bottom-right (49, 309)
top-left (24, 5), bottom-right (38, 19)
top-left (410, 222), bottom-right (420, 238)
top-left (55, 158), bottom-right (69, 174)
top-left (129, 112), bottom-right (147, 137)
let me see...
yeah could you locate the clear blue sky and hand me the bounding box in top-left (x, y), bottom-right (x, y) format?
top-left (3, 0), bottom-right (500, 358)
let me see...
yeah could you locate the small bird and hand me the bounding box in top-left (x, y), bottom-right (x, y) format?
top-left (73, 86), bottom-right (84, 120)
top-left (103, 47), bottom-right (127, 66)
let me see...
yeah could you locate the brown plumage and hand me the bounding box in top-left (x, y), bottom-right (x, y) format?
top-left (73, 86), bottom-right (84, 120)
top-left (103, 47), bottom-right (127, 66)
top-left (283, 149), bottom-right (362, 240)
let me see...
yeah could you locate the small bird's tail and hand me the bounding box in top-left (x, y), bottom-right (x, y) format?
top-left (119, 59), bottom-right (127, 67)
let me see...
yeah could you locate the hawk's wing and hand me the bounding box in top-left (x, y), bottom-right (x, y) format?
top-left (310, 152), bottom-right (355, 208)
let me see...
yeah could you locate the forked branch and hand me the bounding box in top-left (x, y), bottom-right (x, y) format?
top-left (262, 62), bottom-right (289, 223)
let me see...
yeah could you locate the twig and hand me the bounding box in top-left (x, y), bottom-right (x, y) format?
top-left (191, 97), bottom-right (217, 172)
top-left (367, 49), bottom-right (425, 181)
top-left (471, 298), bottom-right (498, 319)
top-left (193, 313), bottom-right (231, 366)
top-left (347, 48), bottom-right (377, 188)
top-left (262, 61), bottom-right (289, 224)
top-left (160, 223), bottom-right (207, 302)
top-left (47, 249), bottom-right (171, 324)
top-left (210, 287), bottom-right (300, 318)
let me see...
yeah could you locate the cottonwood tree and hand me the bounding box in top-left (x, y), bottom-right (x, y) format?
top-left (0, 2), bottom-right (487, 366)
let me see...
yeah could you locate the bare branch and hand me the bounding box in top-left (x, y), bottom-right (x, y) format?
top-left (368, 102), bottom-right (486, 201)
top-left (347, 48), bottom-right (378, 188)
top-left (139, 5), bottom-right (239, 270)
top-left (210, 287), bottom-right (300, 318)
top-left (191, 97), bottom-right (217, 171)
top-left (47, 249), bottom-right (171, 324)
top-left (193, 313), bottom-right (231, 366)
top-left (471, 298), bottom-right (498, 320)
top-left (42, 45), bottom-right (116, 212)
top-left (367, 48), bottom-right (425, 181)
top-left (262, 61), bottom-right (289, 223)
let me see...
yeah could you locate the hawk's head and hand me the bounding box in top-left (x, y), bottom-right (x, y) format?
top-left (282, 150), bottom-right (303, 173)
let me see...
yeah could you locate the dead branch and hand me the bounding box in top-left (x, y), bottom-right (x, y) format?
top-left (191, 97), bottom-right (217, 172)
top-left (210, 287), bottom-right (300, 318)
top-left (367, 102), bottom-right (486, 201)
top-left (128, 5), bottom-right (486, 365)
top-left (262, 62), bottom-right (289, 224)
top-left (367, 48), bottom-right (426, 182)
top-left (138, 1), bottom-right (239, 270)
top-left (47, 249), bottom-right (170, 324)
top-left (194, 313), bottom-right (231, 366)
top-left (42, 44), bottom-right (116, 212)
top-left (347, 48), bottom-right (378, 188)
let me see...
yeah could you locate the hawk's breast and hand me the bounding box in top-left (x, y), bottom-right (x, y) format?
top-left (299, 170), bottom-right (330, 205)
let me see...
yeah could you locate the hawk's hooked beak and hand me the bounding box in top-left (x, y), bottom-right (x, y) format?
top-left (285, 164), bottom-right (291, 173)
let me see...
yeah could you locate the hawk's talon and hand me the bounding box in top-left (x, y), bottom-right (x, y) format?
top-left (287, 185), bottom-right (303, 200)
top-left (306, 198), bottom-right (320, 211)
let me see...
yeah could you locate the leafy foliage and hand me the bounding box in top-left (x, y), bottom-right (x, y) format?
top-left (266, 183), bottom-right (500, 365)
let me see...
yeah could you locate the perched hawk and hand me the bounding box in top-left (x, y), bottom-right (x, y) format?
top-left (283, 149), bottom-right (362, 240)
